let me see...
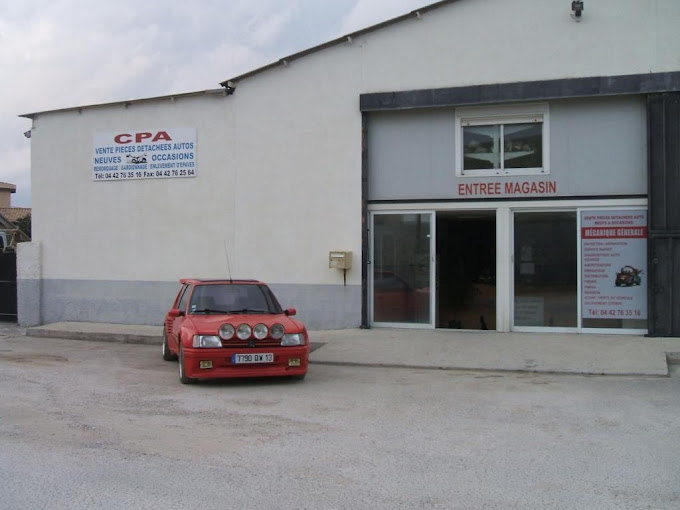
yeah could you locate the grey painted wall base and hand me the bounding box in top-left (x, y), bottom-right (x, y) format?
top-left (17, 279), bottom-right (41, 327)
top-left (17, 278), bottom-right (361, 330)
top-left (269, 283), bottom-right (361, 330)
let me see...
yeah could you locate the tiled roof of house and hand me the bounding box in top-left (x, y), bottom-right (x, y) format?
top-left (0, 207), bottom-right (31, 223)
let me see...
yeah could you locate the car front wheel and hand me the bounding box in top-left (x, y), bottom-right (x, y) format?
top-left (178, 343), bottom-right (197, 384)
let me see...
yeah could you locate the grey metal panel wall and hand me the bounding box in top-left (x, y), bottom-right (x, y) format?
top-left (368, 96), bottom-right (646, 201)
top-left (647, 93), bottom-right (680, 337)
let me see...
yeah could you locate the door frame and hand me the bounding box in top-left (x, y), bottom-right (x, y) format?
top-left (368, 198), bottom-right (648, 333)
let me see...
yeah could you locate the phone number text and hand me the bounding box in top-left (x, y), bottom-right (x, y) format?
top-left (94, 169), bottom-right (196, 180)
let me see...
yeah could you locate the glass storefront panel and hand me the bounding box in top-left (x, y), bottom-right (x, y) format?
top-left (372, 213), bottom-right (432, 324)
top-left (514, 212), bottom-right (577, 328)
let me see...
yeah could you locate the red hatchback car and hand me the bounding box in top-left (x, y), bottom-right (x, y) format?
top-left (162, 279), bottom-right (309, 384)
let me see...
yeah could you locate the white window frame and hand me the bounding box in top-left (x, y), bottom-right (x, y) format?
top-left (455, 103), bottom-right (550, 177)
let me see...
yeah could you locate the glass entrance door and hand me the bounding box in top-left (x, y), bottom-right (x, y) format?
top-left (371, 212), bottom-right (434, 327)
top-left (513, 211), bottom-right (578, 330)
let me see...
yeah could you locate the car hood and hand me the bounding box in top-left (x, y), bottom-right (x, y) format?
top-left (186, 313), bottom-right (304, 334)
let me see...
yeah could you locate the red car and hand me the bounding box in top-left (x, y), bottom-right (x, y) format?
top-left (162, 279), bottom-right (309, 384)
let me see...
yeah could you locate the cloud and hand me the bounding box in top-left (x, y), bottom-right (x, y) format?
top-left (0, 145), bottom-right (31, 207)
top-left (0, 0), bottom-right (298, 207)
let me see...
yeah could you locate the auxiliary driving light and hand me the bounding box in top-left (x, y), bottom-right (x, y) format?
top-left (199, 361), bottom-right (213, 369)
top-left (253, 323), bottom-right (268, 340)
top-left (237, 323), bottom-right (252, 340)
top-left (288, 358), bottom-right (301, 367)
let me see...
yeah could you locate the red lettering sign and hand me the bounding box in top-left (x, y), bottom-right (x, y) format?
top-left (113, 131), bottom-right (173, 144)
top-left (581, 227), bottom-right (648, 239)
top-left (114, 133), bottom-right (133, 144)
top-left (457, 180), bottom-right (557, 197)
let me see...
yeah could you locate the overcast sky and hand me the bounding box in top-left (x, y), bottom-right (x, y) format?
top-left (0, 0), bottom-right (429, 207)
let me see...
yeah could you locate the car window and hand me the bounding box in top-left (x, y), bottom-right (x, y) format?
top-left (188, 284), bottom-right (283, 314)
top-left (177, 284), bottom-right (191, 312)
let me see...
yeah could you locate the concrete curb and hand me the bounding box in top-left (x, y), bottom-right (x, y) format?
top-left (25, 324), bottom-right (161, 346)
top-left (310, 360), bottom-right (669, 377)
top-left (18, 322), bottom-right (680, 376)
top-left (667, 352), bottom-right (680, 365)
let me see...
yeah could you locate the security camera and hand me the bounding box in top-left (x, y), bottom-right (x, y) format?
top-left (23, 130), bottom-right (31, 139)
top-left (571, 1), bottom-right (584, 20)
top-left (224, 80), bottom-right (236, 95)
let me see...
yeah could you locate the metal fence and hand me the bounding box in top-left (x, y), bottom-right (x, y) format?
top-left (0, 251), bottom-right (17, 322)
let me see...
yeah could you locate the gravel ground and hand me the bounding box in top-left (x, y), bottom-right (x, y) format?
top-left (1, 329), bottom-right (679, 509)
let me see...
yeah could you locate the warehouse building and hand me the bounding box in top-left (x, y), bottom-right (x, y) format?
top-left (19, 0), bottom-right (680, 335)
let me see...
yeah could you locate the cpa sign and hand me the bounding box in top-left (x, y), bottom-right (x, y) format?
top-left (113, 131), bottom-right (173, 144)
top-left (93, 127), bottom-right (196, 182)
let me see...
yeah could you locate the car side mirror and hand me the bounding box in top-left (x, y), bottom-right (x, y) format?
top-left (168, 308), bottom-right (183, 318)
top-left (284, 308), bottom-right (297, 317)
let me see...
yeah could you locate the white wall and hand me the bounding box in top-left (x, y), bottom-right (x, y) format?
top-left (356, 0), bottom-right (679, 92)
top-left (31, 95), bottom-right (239, 282)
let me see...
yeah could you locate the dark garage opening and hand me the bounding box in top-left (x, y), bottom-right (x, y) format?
top-left (436, 212), bottom-right (496, 330)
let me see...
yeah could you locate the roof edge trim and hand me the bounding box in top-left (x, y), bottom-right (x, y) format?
top-left (19, 88), bottom-right (226, 119)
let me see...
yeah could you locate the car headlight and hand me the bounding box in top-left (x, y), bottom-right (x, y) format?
top-left (270, 323), bottom-right (285, 340)
top-left (219, 324), bottom-right (235, 340)
top-left (281, 333), bottom-right (304, 346)
top-left (253, 323), bottom-right (268, 340)
top-left (193, 335), bottom-right (222, 348)
top-left (236, 324), bottom-right (252, 340)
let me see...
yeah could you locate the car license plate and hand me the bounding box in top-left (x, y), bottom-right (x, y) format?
top-left (231, 353), bottom-right (274, 364)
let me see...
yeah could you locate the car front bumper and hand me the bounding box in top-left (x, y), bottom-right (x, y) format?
top-left (183, 346), bottom-right (309, 379)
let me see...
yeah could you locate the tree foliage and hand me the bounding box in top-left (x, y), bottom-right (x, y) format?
top-left (13, 214), bottom-right (31, 239)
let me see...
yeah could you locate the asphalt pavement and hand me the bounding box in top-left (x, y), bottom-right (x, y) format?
top-left (2, 322), bottom-right (680, 509)
top-left (17, 321), bottom-right (680, 376)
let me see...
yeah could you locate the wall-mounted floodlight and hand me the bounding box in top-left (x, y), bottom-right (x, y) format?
top-left (23, 130), bottom-right (31, 139)
top-left (223, 81), bottom-right (236, 95)
top-left (571, 1), bottom-right (584, 21)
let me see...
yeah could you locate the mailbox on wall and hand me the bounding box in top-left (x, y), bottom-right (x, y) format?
top-left (329, 251), bottom-right (352, 270)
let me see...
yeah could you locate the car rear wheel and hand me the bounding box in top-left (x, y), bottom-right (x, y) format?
top-left (162, 329), bottom-right (177, 361)
top-left (178, 343), bottom-right (197, 384)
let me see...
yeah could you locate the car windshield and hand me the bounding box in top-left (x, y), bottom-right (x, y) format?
top-left (188, 283), bottom-right (282, 315)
